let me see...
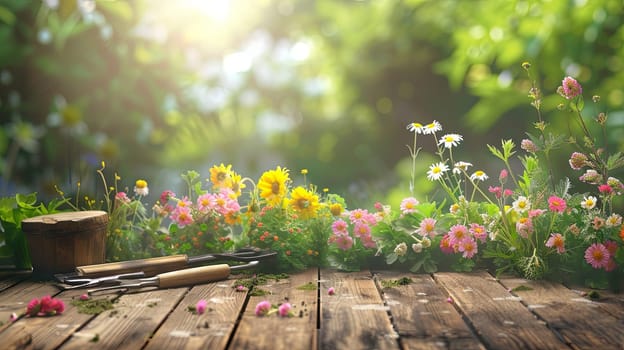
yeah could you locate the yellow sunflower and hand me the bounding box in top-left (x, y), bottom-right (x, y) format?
top-left (229, 171), bottom-right (246, 197)
top-left (257, 166), bottom-right (290, 206)
top-left (288, 186), bottom-right (320, 219)
top-left (210, 163), bottom-right (232, 189)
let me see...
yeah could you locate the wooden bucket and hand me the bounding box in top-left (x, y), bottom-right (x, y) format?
top-left (22, 211), bottom-right (108, 275)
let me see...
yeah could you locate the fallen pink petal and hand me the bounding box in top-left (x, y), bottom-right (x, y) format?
top-left (255, 300), bottom-right (272, 316)
top-left (446, 297), bottom-right (453, 304)
top-left (278, 303), bottom-right (292, 317)
top-left (10, 313), bottom-right (18, 322)
top-left (196, 299), bottom-right (208, 315)
top-left (80, 294), bottom-right (90, 301)
top-left (328, 287), bottom-right (335, 295)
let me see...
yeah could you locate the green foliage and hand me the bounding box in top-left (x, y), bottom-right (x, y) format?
top-left (0, 193), bottom-right (67, 268)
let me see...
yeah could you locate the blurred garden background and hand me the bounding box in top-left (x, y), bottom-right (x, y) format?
top-left (1, 0), bottom-right (623, 209)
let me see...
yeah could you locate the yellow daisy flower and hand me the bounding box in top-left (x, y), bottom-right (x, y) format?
top-left (257, 166), bottom-right (290, 206)
top-left (288, 186), bottom-right (320, 219)
top-left (210, 163), bottom-right (233, 189)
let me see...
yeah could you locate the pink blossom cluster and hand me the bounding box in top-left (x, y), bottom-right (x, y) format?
top-left (439, 223), bottom-right (488, 259)
top-left (328, 209), bottom-right (378, 250)
top-left (26, 296), bottom-right (65, 317)
top-left (156, 189), bottom-right (241, 228)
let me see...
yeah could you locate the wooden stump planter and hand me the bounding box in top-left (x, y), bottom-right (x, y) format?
top-left (21, 210), bottom-right (108, 276)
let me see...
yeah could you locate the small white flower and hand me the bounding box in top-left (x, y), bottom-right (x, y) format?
top-left (606, 213), bottom-right (622, 228)
top-left (512, 196), bottom-right (530, 213)
top-left (439, 134), bottom-right (463, 149)
top-left (470, 170), bottom-right (488, 181)
top-left (422, 120), bottom-right (442, 135)
top-left (411, 243), bottom-right (423, 253)
top-left (134, 179), bottom-right (149, 196)
top-left (406, 122), bottom-right (424, 134)
top-left (394, 242), bottom-right (408, 256)
top-left (581, 196), bottom-right (597, 210)
top-left (453, 161), bottom-right (472, 174)
top-left (427, 162), bottom-right (449, 181)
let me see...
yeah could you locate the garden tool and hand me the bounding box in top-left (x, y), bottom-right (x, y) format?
top-left (85, 260), bottom-right (259, 295)
top-left (54, 247), bottom-right (276, 282)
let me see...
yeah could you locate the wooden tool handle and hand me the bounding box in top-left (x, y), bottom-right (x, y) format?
top-left (157, 264), bottom-right (231, 289)
top-left (76, 255), bottom-right (189, 277)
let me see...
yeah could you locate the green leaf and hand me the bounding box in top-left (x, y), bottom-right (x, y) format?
top-left (0, 5), bottom-right (16, 25)
top-left (98, 0), bottom-right (134, 21)
top-left (385, 252), bottom-right (398, 265)
top-left (16, 193), bottom-right (37, 207)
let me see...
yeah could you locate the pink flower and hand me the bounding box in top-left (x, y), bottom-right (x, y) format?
top-left (458, 238), bottom-right (477, 259)
top-left (331, 219), bottom-right (348, 236)
top-left (584, 243), bottom-right (610, 269)
top-left (328, 287), bottom-right (335, 296)
top-left (171, 206), bottom-right (194, 227)
top-left (196, 299), bottom-right (208, 314)
top-left (548, 195), bottom-right (567, 213)
top-left (569, 152), bottom-right (588, 170)
top-left (236, 285), bottom-right (245, 292)
top-left (516, 217), bottom-right (533, 238)
top-left (197, 193), bottom-right (216, 212)
top-left (528, 209), bottom-right (545, 218)
top-left (446, 297), bottom-right (453, 303)
top-left (598, 184), bottom-right (613, 195)
top-left (503, 189), bottom-right (514, 197)
top-left (10, 313), bottom-right (18, 322)
top-left (439, 234), bottom-right (455, 254)
top-left (80, 294), bottom-right (89, 301)
top-left (521, 139), bottom-right (538, 153)
top-left (560, 76), bottom-right (582, 99)
top-left (499, 169), bottom-right (508, 182)
top-left (278, 303), bottom-right (292, 317)
top-left (114, 192), bottom-right (130, 204)
top-left (353, 223), bottom-right (371, 238)
top-left (255, 301), bottom-right (272, 316)
top-left (545, 233), bottom-right (565, 254)
top-left (334, 235), bottom-right (353, 250)
top-left (360, 234), bottom-right (377, 249)
top-left (469, 223), bottom-right (487, 243)
top-left (159, 190), bottom-right (176, 204)
top-left (400, 197), bottom-right (419, 215)
top-left (448, 224), bottom-right (468, 244)
top-left (416, 217), bottom-right (437, 238)
top-left (488, 186), bottom-right (502, 198)
top-left (27, 296), bottom-right (65, 316)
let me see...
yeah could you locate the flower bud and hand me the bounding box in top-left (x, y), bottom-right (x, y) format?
top-left (521, 62), bottom-right (531, 69)
top-left (394, 242), bottom-right (408, 256)
top-left (412, 243), bottom-right (423, 253)
top-left (592, 95), bottom-right (601, 103)
top-left (568, 152), bottom-right (588, 170)
top-left (520, 139), bottom-right (538, 153)
top-left (421, 237), bottom-right (431, 248)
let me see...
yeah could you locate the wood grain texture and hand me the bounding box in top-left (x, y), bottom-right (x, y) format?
top-left (145, 278), bottom-right (247, 350)
top-left (229, 268), bottom-right (318, 350)
top-left (435, 271), bottom-right (568, 350)
top-left (59, 287), bottom-right (187, 349)
top-left (499, 276), bottom-right (624, 349)
top-left (375, 271), bottom-right (484, 350)
top-left (319, 269), bottom-right (399, 350)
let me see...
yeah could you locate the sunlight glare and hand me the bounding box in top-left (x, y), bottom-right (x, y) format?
top-left (183, 0), bottom-right (231, 22)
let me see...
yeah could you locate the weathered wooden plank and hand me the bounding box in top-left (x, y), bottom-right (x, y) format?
top-left (0, 280), bottom-right (60, 334)
top-left (0, 287), bottom-right (116, 350)
top-left (229, 269), bottom-right (318, 350)
top-left (144, 278), bottom-right (247, 350)
top-left (59, 287), bottom-right (188, 349)
top-left (499, 276), bottom-right (624, 349)
top-left (435, 271), bottom-right (567, 350)
top-left (375, 271), bottom-right (484, 350)
top-left (319, 269), bottom-right (399, 350)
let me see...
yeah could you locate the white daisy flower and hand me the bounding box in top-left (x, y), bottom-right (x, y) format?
top-left (470, 170), bottom-right (488, 181)
top-left (422, 120), bottom-right (442, 135)
top-left (606, 213), bottom-right (622, 228)
top-left (427, 162), bottom-right (449, 181)
top-left (512, 196), bottom-right (530, 213)
top-left (439, 133), bottom-right (463, 149)
top-left (581, 196), bottom-right (597, 210)
top-left (453, 161), bottom-right (473, 174)
top-left (406, 122), bottom-right (424, 134)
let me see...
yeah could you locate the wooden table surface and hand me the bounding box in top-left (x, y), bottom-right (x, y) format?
top-left (1, 268), bottom-right (623, 349)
